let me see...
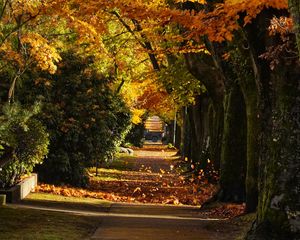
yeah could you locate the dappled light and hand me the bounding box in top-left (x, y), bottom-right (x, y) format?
top-left (0, 0), bottom-right (299, 239)
top-left (36, 148), bottom-right (217, 207)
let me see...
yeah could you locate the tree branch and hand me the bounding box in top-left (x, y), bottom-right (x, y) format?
top-left (111, 11), bottom-right (147, 48)
top-left (132, 19), bottom-right (161, 71)
top-left (111, 11), bottom-right (160, 71)
top-left (0, 11), bottom-right (40, 48)
top-left (0, 0), bottom-right (9, 21)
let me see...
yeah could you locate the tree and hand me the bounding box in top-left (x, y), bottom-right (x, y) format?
top-left (1, 0), bottom-right (299, 237)
top-left (0, 0), bottom-right (63, 103)
top-left (289, 0), bottom-right (300, 55)
top-left (186, 1), bottom-right (299, 238)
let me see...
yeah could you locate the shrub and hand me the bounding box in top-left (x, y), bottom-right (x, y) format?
top-left (0, 103), bottom-right (49, 188)
top-left (125, 123), bottom-right (145, 147)
top-left (20, 53), bottom-right (131, 187)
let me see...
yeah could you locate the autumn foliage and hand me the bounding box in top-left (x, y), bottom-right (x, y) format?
top-left (0, 0), bottom-right (300, 238)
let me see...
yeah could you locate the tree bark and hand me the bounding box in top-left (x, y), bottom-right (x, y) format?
top-left (179, 107), bottom-right (186, 157)
top-left (232, 33), bottom-right (261, 212)
top-left (247, 57), bottom-right (300, 240)
top-left (289, 0), bottom-right (300, 56)
top-left (187, 94), bottom-right (211, 167)
top-left (182, 106), bottom-right (192, 160)
top-left (209, 103), bottom-right (224, 170)
top-left (218, 80), bottom-right (247, 202)
top-left (185, 53), bottom-right (225, 169)
top-left (245, 10), bottom-right (300, 239)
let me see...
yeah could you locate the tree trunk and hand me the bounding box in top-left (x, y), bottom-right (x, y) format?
top-left (188, 106), bottom-right (199, 163)
top-left (289, 0), bottom-right (300, 56)
top-left (183, 107), bottom-right (192, 160)
top-left (185, 53), bottom-right (225, 169)
top-left (218, 81), bottom-right (247, 202)
top-left (247, 60), bottom-right (300, 240)
top-left (209, 103), bottom-right (223, 170)
top-left (232, 58), bottom-right (260, 211)
top-left (232, 34), bottom-right (260, 212)
top-left (179, 107), bottom-right (186, 157)
top-left (175, 122), bottom-right (181, 149)
top-left (187, 94), bottom-right (211, 167)
top-left (244, 92), bottom-right (260, 212)
top-left (245, 10), bottom-right (300, 239)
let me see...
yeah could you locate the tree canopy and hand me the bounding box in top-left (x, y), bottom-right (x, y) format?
top-left (0, 0), bottom-right (299, 239)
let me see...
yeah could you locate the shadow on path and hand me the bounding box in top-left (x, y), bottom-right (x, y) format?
top-left (10, 200), bottom-right (252, 240)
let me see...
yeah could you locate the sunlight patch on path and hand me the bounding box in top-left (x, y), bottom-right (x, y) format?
top-left (134, 150), bottom-right (177, 158)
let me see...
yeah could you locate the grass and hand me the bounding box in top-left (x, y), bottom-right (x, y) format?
top-left (89, 154), bottom-right (135, 173)
top-left (0, 192), bottom-right (112, 239)
top-left (26, 192), bottom-right (111, 207)
top-left (89, 167), bottom-right (126, 181)
top-left (90, 168), bottom-right (140, 181)
top-left (0, 206), bottom-right (100, 240)
top-left (115, 152), bottom-right (136, 159)
top-left (21, 192), bottom-right (111, 214)
top-left (92, 174), bottom-right (121, 181)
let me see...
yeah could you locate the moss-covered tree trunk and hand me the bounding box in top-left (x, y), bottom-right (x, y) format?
top-left (244, 91), bottom-right (260, 212)
top-left (238, 66), bottom-right (260, 212)
top-left (218, 81), bottom-right (247, 202)
top-left (175, 122), bottom-right (181, 150)
top-left (245, 10), bottom-right (300, 239)
top-left (179, 107), bottom-right (187, 157)
top-left (210, 103), bottom-right (224, 170)
top-left (187, 94), bottom-right (211, 167)
top-left (182, 106), bottom-right (192, 160)
top-left (289, 0), bottom-right (300, 56)
top-left (188, 106), bottom-right (200, 163)
top-left (185, 53), bottom-right (225, 169)
top-left (185, 51), bottom-right (249, 202)
top-left (231, 39), bottom-right (260, 212)
top-left (247, 61), bottom-right (300, 240)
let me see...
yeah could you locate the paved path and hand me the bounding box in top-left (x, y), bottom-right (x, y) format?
top-left (90, 203), bottom-right (244, 240)
top-left (84, 145), bottom-right (216, 206)
top-left (10, 202), bottom-right (246, 240)
top-left (12, 145), bottom-right (248, 239)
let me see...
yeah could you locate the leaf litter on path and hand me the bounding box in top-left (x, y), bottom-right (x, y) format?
top-left (36, 146), bottom-right (245, 218)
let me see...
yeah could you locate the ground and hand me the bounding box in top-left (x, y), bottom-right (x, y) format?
top-left (0, 145), bottom-right (254, 239)
top-left (36, 145), bottom-right (218, 206)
